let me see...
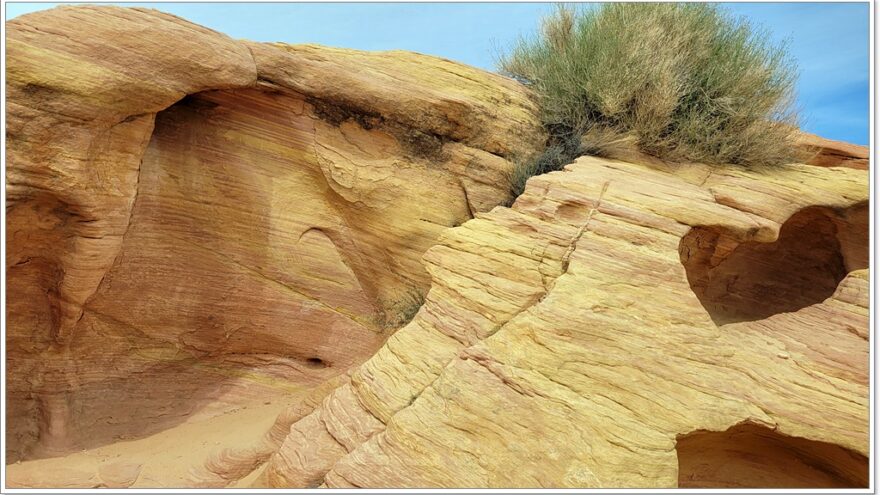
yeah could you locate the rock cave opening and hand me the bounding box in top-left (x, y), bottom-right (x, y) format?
top-left (676, 423), bottom-right (868, 488)
top-left (305, 357), bottom-right (328, 368)
top-left (7, 86), bottom-right (436, 462)
top-left (679, 203), bottom-right (868, 325)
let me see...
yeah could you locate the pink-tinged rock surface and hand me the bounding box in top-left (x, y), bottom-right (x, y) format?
top-left (795, 131), bottom-right (869, 170)
top-left (257, 157), bottom-right (868, 489)
top-left (5, 5), bottom-right (542, 476)
top-left (5, 5), bottom-right (869, 490)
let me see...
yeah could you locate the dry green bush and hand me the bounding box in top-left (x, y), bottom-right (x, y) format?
top-left (499, 3), bottom-right (801, 197)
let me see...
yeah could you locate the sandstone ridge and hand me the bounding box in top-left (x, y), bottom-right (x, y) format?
top-left (250, 156), bottom-right (868, 489)
top-left (5, 5), bottom-right (870, 489)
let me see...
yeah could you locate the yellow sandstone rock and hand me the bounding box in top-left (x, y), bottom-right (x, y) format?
top-left (261, 157), bottom-right (868, 489)
top-left (795, 131), bottom-right (869, 170)
top-left (5, 5), bottom-right (869, 490)
top-left (5, 4), bottom-right (542, 473)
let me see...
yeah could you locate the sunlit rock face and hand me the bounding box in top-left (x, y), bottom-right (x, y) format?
top-left (5, 5), bottom-right (869, 491)
top-left (5, 5), bottom-right (542, 468)
top-left (795, 131), bottom-right (869, 170)
top-left (257, 156), bottom-right (867, 490)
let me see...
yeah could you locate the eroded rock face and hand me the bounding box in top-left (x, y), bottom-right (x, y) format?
top-left (795, 131), bottom-right (869, 170)
top-left (5, 5), bottom-right (870, 490)
top-left (253, 157), bottom-right (868, 489)
top-left (681, 204), bottom-right (863, 324)
top-left (676, 423), bottom-right (868, 488)
top-left (5, 5), bottom-right (542, 465)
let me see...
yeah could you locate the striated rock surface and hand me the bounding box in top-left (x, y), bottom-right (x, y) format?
top-left (5, 5), bottom-right (870, 490)
top-left (795, 131), bottom-right (869, 170)
top-left (255, 157), bottom-right (869, 489)
top-left (5, 4), bottom-right (542, 469)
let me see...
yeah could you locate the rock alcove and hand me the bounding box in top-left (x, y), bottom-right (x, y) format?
top-left (680, 202), bottom-right (868, 325)
top-left (677, 423), bottom-right (868, 488)
top-left (5, 35), bottom-right (541, 464)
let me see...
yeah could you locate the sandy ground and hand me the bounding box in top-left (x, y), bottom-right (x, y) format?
top-left (5, 371), bottom-right (317, 489)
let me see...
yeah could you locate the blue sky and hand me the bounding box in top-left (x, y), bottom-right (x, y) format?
top-left (6, 2), bottom-right (870, 144)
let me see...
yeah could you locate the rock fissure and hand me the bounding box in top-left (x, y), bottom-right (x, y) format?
top-left (560, 180), bottom-right (610, 274)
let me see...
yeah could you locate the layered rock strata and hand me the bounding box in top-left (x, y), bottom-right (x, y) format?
top-left (5, 5), bottom-right (542, 464)
top-left (255, 157), bottom-right (869, 489)
top-left (5, 5), bottom-right (870, 490)
top-left (796, 131), bottom-right (870, 170)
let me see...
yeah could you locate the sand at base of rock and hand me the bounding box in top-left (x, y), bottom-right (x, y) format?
top-left (7, 396), bottom-right (295, 488)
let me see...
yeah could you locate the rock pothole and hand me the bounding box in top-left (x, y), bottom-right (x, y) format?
top-left (676, 423), bottom-right (868, 488)
top-left (679, 203), bottom-right (868, 325)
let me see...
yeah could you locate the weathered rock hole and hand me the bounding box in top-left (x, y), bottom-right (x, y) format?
top-left (680, 203), bottom-right (867, 325)
top-left (676, 423), bottom-right (868, 488)
top-left (305, 357), bottom-right (327, 368)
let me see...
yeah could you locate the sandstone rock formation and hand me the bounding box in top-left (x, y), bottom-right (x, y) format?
top-left (5, 5), bottom-right (870, 490)
top-left (245, 156), bottom-right (868, 489)
top-left (5, 4), bottom-right (541, 470)
top-left (796, 131), bottom-right (870, 170)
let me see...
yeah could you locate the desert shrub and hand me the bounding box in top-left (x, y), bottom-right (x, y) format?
top-left (507, 133), bottom-right (580, 199)
top-left (506, 126), bottom-right (631, 199)
top-left (499, 3), bottom-right (800, 195)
